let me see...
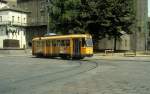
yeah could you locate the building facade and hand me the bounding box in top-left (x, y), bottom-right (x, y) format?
top-left (133, 0), bottom-right (148, 51)
top-left (0, 0), bottom-right (8, 8)
top-left (98, 0), bottom-right (148, 51)
top-left (0, 5), bottom-right (28, 48)
top-left (147, 17), bottom-right (150, 50)
top-left (17, 0), bottom-right (47, 47)
top-left (4, 0), bottom-right (17, 7)
top-left (16, 0), bottom-right (148, 51)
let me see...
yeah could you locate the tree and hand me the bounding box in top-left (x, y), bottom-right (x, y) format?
top-left (48, 0), bottom-right (136, 50)
top-left (48, 0), bottom-right (82, 34)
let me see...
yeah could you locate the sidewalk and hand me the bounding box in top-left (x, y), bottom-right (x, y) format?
top-left (91, 52), bottom-right (150, 62)
top-left (0, 49), bottom-right (150, 62)
top-left (0, 49), bottom-right (32, 57)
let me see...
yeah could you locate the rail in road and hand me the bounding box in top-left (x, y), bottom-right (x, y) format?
top-left (13, 60), bottom-right (98, 87)
top-left (0, 57), bottom-right (98, 94)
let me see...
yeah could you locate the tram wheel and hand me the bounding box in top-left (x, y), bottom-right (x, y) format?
top-left (72, 57), bottom-right (84, 60)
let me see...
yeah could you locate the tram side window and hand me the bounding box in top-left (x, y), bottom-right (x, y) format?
top-left (46, 40), bottom-right (48, 46)
top-left (49, 40), bottom-right (52, 46)
top-left (56, 40), bottom-right (59, 46)
top-left (40, 41), bottom-right (43, 47)
top-left (60, 40), bottom-right (70, 46)
top-left (36, 41), bottom-right (38, 47)
top-left (82, 38), bottom-right (86, 47)
top-left (52, 40), bottom-right (54, 46)
top-left (60, 40), bottom-right (64, 46)
top-left (40, 41), bottom-right (42, 47)
top-left (39, 41), bottom-right (41, 47)
top-left (66, 40), bottom-right (70, 46)
top-left (33, 41), bottom-right (35, 47)
top-left (46, 40), bottom-right (51, 46)
top-left (35, 41), bottom-right (36, 47)
top-left (56, 40), bottom-right (60, 46)
top-left (52, 40), bottom-right (57, 46)
top-left (54, 40), bottom-right (56, 46)
top-left (42, 41), bottom-right (44, 47)
top-left (36, 41), bottom-right (39, 47)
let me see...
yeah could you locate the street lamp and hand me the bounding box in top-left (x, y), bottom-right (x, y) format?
top-left (144, 5), bottom-right (148, 54)
top-left (46, 0), bottom-right (50, 34)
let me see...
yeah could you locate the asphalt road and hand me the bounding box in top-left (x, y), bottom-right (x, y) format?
top-left (0, 56), bottom-right (150, 94)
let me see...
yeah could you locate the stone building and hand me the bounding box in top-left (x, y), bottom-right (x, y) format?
top-left (132, 0), bottom-right (148, 51)
top-left (6, 0), bottom-right (148, 50)
top-left (0, 0), bottom-right (8, 8)
top-left (4, 0), bottom-right (17, 7)
top-left (0, 1), bottom-right (28, 48)
top-left (147, 17), bottom-right (150, 50)
top-left (98, 0), bottom-right (148, 51)
top-left (17, 0), bottom-right (48, 47)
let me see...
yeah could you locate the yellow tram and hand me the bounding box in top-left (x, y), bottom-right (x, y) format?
top-left (32, 34), bottom-right (93, 59)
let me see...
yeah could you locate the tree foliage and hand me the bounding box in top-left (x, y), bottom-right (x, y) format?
top-left (48, 0), bottom-right (136, 39)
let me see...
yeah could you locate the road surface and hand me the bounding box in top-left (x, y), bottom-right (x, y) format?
top-left (0, 56), bottom-right (150, 94)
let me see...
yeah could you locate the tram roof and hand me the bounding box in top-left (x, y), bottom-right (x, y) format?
top-left (32, 34), bottom-right (92, 41)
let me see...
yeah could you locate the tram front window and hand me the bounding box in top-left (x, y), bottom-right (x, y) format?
top-left (85, 38), bottom-right (93, 47)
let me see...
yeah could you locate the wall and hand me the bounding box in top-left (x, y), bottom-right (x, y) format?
top-left (133, 0), bottom-right (148, 51)
top-left (0, 10), bottom-right (27, 25)
top-left (98, 34), bottom-right (131, 51)
top-left (0, 25), bottom-right (26, 48)
top-left (0, 10), bottom-right (27, 48)
top-left (0, 2), bottom-right (7, 8)
top-left (17, 0), bottom-right (48, 47)
top-left (17, 0), bottom-right (47, 26)
top-left (5, 0), bottom-right (17, 7)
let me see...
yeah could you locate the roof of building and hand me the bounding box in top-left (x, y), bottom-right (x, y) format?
top-left (0, 0), bottom-right (7, 4)
top-left (0, 6), bottom-right (30, 13)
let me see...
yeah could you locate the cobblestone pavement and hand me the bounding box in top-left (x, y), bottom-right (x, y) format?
top-left (0, 55), bottom-right (150, 94)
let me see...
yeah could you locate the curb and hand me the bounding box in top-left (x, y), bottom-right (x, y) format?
top-left (89, 55), bottom-right (150, 62)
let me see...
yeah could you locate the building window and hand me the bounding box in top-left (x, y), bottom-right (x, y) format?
top-left (125, 40), bottom-right (127, 47)
top-left (40, 1), bottom-right (45, 9)
top-left (18, 17), bottom-right (20, 22)
top-left (24, 18), bottom-right (26, 22)
top-left (40, 11), bottom-right (45, 16)
top-left (0, 16), bottom-right (2, 22)
top-left (6, 29), bottom-right (8, 35)
top-left (23, 30), bottom-right (26, 36)
top-left (12, 16), bottom-right (14, 22)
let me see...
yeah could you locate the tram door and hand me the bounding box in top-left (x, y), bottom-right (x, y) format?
top-left (73, 39), bottom-right (81, 57)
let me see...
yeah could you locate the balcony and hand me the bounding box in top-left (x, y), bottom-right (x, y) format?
top-left (0, 21), bottom-right (47, 26)
top-left (27, 21), bottom-right (47, 26)
top-left (11, 22), bottom-right (28, 26)
top-left (0, 21), bottom-right (27, 26)
top-left (0, 21), bottom-right (11, 25)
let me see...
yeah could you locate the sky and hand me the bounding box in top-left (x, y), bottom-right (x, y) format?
top-left (148, 0), bottom-right (150, 17)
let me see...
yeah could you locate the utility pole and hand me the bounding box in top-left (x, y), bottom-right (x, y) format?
top-left (144, 0), bottom-right (148, 54)
top-left (46, 0), bottom-right (50, 34)
top-left (133, 0), bottom-right (137, 56)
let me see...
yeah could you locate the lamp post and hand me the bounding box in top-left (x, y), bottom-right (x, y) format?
top-left (134, 29), bottom-right (137, 56)
top-left (144, 3), bottom-right (148, 54)
top-left (46, 0), bottom-right (50, 34)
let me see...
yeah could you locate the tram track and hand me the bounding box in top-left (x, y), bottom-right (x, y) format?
top-left (13, 60), bottom-right (82, 83)
top-left (41, 60), bottom-right (98, 84)
top-left (29, 60), bottom-right (99, 91)
top-left (12, 60), bottom-right (98, 90)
